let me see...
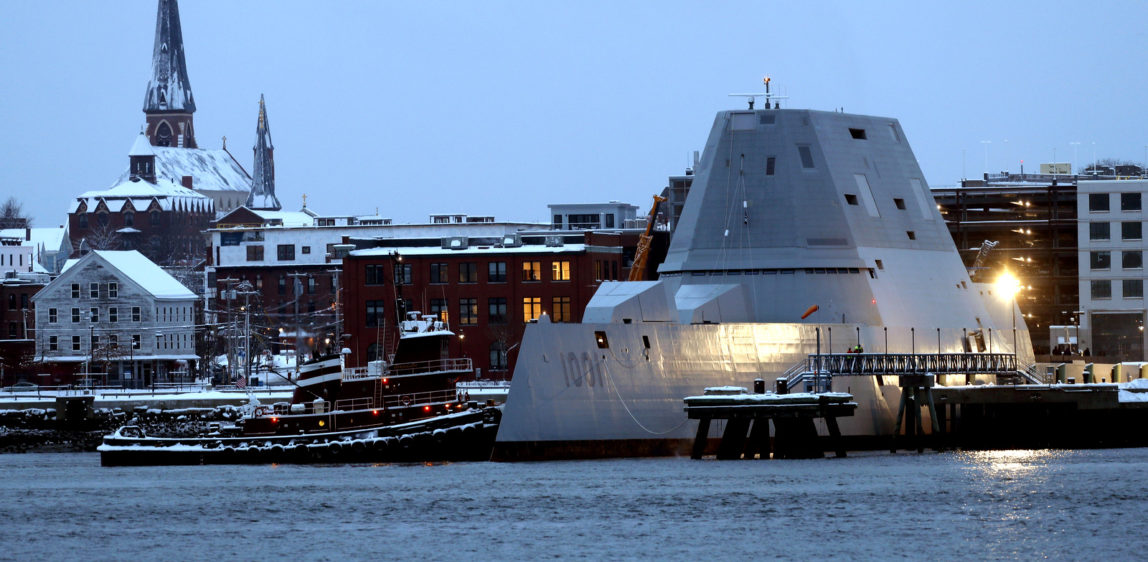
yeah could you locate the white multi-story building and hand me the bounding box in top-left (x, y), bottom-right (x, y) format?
top-left (1077, 179), bottom-right (1148, 359)
top-left (31, 250), bottom-right (198, 386)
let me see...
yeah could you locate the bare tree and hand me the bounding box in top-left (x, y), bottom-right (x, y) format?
top-left (0, 196), bottom-right (29, 228)
top-left (86, 222), bottom-right (122, 251)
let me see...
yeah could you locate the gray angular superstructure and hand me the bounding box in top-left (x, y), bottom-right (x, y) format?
top-left (493, 106), bottom-right (1034, 460)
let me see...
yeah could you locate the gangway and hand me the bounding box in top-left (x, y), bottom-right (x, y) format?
top-left (785, 352), bottom-right (1039, 392)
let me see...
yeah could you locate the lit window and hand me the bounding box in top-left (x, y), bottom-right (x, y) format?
top-left (522, 261), bottom-right (541, 282)
top-left (459, 298), bottom-right (478, 325)
top-left (552, 261), bottom-right (571, 281)
top-left (552, 297), bottom-right (571, 322)
top-left (522, 297), bottom-right (541, 322)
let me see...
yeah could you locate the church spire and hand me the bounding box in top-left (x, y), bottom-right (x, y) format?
top-left (246, 94), bottom-right (281, 211)
top-left (143, 0), bottom-right (197, 148)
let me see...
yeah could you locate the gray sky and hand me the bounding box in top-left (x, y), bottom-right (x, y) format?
top-left (2, 1), bottom-right (1146, 228)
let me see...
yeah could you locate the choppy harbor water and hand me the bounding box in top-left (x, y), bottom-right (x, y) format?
top-left (2, 449), bottom-right (1147, 560)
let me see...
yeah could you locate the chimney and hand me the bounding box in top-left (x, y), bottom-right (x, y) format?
top-left (25, 227), bottom-right (31, 241)
top-left (182, 175), bottom-right (193, 189)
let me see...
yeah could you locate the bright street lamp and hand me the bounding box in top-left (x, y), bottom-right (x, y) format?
top-left (996, 271), bottom-right (1022, 355)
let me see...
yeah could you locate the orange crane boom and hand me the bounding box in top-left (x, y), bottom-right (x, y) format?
top-left (628, 195), bottom-right (667, 281)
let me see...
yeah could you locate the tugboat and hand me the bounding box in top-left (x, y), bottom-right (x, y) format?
top-left (99, 312), bottom-right (501, 466)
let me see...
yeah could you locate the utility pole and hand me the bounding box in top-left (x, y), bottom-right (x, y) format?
top-left (236, 280), bottom-right (255, 386)
top-left (219, 277), bottom-right (238, 382)
top-left (327, 269), bottom-right (342, 351)
top-left (287, 273), bottom-right (308, 372)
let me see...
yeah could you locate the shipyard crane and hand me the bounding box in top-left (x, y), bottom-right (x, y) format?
top-left (628, 195), bottom-right (667, 281)
top-left (968, 240), bottom-right (999, 280)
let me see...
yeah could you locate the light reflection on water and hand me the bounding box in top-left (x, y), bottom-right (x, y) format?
top-left (2, 449), bottom-right (1148, 559)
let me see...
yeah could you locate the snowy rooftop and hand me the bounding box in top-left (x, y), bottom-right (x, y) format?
top-left (0, 226), bottom-right (68, 252)
top-left (71, 177), bottom-right (211, 214)
top-left (116, 147), bottom-right (251, 193)
top-left (61, 250), bottom-right (196, 300)
top-left (350, 243), bottom-right (588, 258)
top-left (252, 209), bottom-right (318, 227)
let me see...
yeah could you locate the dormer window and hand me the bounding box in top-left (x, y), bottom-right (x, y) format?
top-left (124, 211), bottom-right (134, 227)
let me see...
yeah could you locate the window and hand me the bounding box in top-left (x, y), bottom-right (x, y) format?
top-left (72, 336), bottom-right (81, 352)
top-left (246, 246), bottom-right (264, 262)
top-left (798, 145), bottom-right (815, 169)
top-left (6, 294), bottom-right (13, 310)
top-left (71, 284), bottom-right (80, 299)
top-left (1124, 251), bottom-right (1143, 269)
top-left (488, 262), bottom-right (507, 282)
top-left (307, 277), bottom-right (317, 294)
top-left (552, 297), bottom-right (571, 322)
top-left (522, 261), bottom-right (541, 282)
top-left (109, 335), bottom-right (118, 349)
top-left (1123, 193), bottom-right (1142, 211)
top-left (48, 308), bottom-right (57, 323)
top-left (156, 335), bottom-right (162, 350)
top-left (894, 198), bottom-right (906, 210)
top-left (553, 214), bottom-right (562, 229)
top-left (132, 334), bottom-right (141, 349)
top-left (49, 336), bottom-right (58, 351)
top-left (394, 263), bottom-right (412, 285)
top-left (906, 231), bottom-right (916, 240)
top-left (1123, 221), bottom-right (1142, 240)
top-left (430, 298), bottom-right (448, 324)
top-left (277, 244), bottom-right (295, 261)
top-left (7, 322), bottom-right (15, 338)
top-left (1089, 193), bottom-right (1110, 212)
top-left (97, 212), bottom-right (108, 227)
top-left (365, 300), bottom-right (385, 327)
top-left (302, 246), bottom-right (311, 255)
top-left (71, 308), bottom-right (80, 323)
top-left (766, 156), bottom-right (776, 176)
top-left (844, 194), bottom-right (859, 206)
top-left (552, 261), bottom-right (571, 281)
top-left (108, 282), bottom-right (118, 298)
top-left (124, 211), bottom-right (134, 227)
top-left (1091, 251), bottom-right (1111, 270)
top-left (79, 214), bottom-right (88, 228)
top-left (1125, 279), bottom-right (1144, 299)
top-left (90, 283), bottom-right (99, 298)
top-left (459, 263), bottom-right (478, 283)
top-left (488, 297), bottom-right (507, 324)
top-left (489, 342), bottom-right (508, 371)
top-left (150, 210), bottom-right (161, 226)
top-left (109, 307), bottom-right (118, 323)
top-left (90, 307), bottom-right (99, 323)
top-left (849, 128), bottom-right (867, 140)
top-left (91, 335), bottom-right (99, 349)
top-left (132, 306), bottom-right (141, 322)
top-left (429, 263), bottom-right (449, 284)
top-left (278, 276), bottom-right (286, 295)
top-left (458, 298), bottom-right (478, 325)
top-left (1092, 279), bottom-right (1112, 299)
top-left (523, 297), bottom-right (542, 322)
top-left (365, 265), bottom-right (385, 285)
top-left (1090, 222), bottom-right (1110, 241)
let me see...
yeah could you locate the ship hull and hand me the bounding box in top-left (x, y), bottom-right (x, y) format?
top-left (493, 320), bottom-right (1031, 460)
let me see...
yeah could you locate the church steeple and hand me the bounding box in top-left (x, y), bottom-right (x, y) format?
top-left (143, 0), bottom-right (197, 148)
top-left (246, 94), bottom-right (281, 211)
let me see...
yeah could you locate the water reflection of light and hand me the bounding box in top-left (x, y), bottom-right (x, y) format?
top-left (960, 449), bottom-right (1059, 478)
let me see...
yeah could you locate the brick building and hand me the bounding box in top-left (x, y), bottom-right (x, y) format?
top-left (341, 229), bottom-right (665, 378)
top-left (0, 273), bottom-right (47, 385)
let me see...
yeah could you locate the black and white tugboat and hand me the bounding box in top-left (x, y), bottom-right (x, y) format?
top-left (99, 312), bottom-right (501, 466)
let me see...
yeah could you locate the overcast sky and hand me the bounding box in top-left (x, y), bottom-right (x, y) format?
top-left (2, 1), bottom-right (1146, 228)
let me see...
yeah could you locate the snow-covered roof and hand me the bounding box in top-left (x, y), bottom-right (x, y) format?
top-left (92, 251), bottom-right (196, 299)
top-left (350, 243), bottom-right (588, 258)
top-left (71, 177), bottom-right (212, 214)
top-left (251, 210), bottom-right (316, 227)
top-left (0, 226), bottom-right (68, 252)
top-left (117, 147), bottom-right (251, 193)
top-left (128, 132), bottom-right (155, 157)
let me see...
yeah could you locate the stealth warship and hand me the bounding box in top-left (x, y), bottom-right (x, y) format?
top-left (494, 102), bottom-right (1035, 460)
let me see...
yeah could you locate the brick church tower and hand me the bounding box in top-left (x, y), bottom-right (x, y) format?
top-left (143, 0), bottom-right (197, 148)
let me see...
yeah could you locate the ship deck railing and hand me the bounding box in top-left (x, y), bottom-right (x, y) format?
top-left (342, 358), bottom-right (473, 383)
top-left (804, 352), bottom-right (1020, 376)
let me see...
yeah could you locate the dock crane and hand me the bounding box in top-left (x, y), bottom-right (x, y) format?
top-left (968, 240), bottom-right (998, 280)
top-left (628, 195), bottom-right (667, 281)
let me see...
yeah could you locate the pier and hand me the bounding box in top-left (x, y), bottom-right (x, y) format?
top-left (684, 384), bottom-right (856, 460)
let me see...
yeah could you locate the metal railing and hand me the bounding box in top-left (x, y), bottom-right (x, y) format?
top-left (382, 389), bottom-right (459, 409)
top-left (804, 352), bottom-right (1019, 377)
top-left (387, 358), bottom-right (473, 377)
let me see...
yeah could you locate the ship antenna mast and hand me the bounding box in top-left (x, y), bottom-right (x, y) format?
top-left (728, 76), bottom-right (788, 110)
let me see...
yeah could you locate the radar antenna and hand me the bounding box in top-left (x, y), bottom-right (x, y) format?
top-left (728, 76), bottom-right (788, 109)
